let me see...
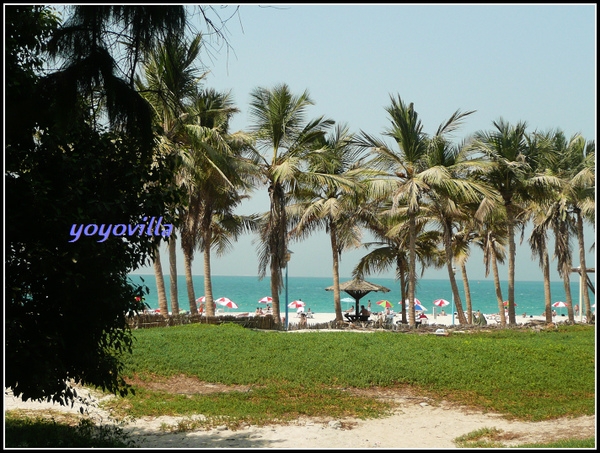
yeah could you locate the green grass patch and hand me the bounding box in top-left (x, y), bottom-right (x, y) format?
top-left (513, 437), bottom-right (596, 448)
top-left (121, 323), bottom-right (595, 421)
top-left (4, 412), bottom-right (135, 448)
top-left (104, 382), bottom-right (393, 430)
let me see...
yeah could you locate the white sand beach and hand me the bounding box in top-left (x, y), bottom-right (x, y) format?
top-left (5, 384), bottom-right (594, 448)
top-left (233, 311), bottom-right (568, 329)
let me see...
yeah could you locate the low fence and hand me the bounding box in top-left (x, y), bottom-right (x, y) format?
top-left (126, 313), bottom-right (279, 330)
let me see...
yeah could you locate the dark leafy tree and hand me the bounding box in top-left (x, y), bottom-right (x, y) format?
top-left (5, 5), bottom-right (188, 404)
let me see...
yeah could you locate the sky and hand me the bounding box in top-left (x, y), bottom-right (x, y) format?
top-left (133, 4), bottom-right (596, 282)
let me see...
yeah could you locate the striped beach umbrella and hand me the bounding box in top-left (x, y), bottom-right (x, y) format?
top-left (433, 299), bottom-right (450, 307)
top-left (258, 296), bottom-right (273, 304)
top-left (552, 301), bottom-right (567, 315)
top-left (376, 300), bottom-right (393, 308)
top-left (288, 300), bottom-right (306, 308)
top-left (215, 297), bottom-right (239, 309)
top-left (196, 296), bottom-right (206, 303)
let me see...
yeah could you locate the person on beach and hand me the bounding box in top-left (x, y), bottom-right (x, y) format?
top-left (552, 310), bottom-right (557, 317)
top-left (344, 305), bottom-right (354, 313)
top-left (360, 305), bottom-right (370, 317)
top-left (574, 304), bottom-right (579, 316)
top-left (299, 312), bottom-right (307, 327)
top-left (367, 300), bottom-right (372, 312)
top-left (306, 308), bottom-right (314, 318)
top-left (440, 310), bottom-right (446, 316)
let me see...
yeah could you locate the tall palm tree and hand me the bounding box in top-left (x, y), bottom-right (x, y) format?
top-left (183, 88), bottom-right (256, 317)
top-left (249, 84), bottom-right (333, 324)
top-left (358, 95), bottom-right (476, 326)
top-left (468, 119), bottom-right (539, 325)
top-left (137, 34), bottom-right (203, 317)
top-left (557, 134), bottom-right (595, 322)
top-left (475, 207), bottom-right (509, 325)
top-left (527, 200), bottom-right (555, 324)
top-left (288, 124), bottom-right (371, 322)
top-left (423, 137), bottom-right (498, 325)
top-left (354, 210), bottom-right (443, 325)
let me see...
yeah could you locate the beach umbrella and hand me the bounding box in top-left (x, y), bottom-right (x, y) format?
top-left (326, 277), bottom-right (391, 318)
top-left (552, 301), bottom-right (567, 315)
top-left (376, 300), bottom-right (393, 309)
top-left (215, 297), bottom-right (238, 309)
top-left (258, 296), bottom-right (273, 304)
top-left (433, 299), bottom-right (450, 307)
top-left (405, 299), bottom-right (426, 311)
top-left (405, 298), bottom-right (421, 306)
top-left (288, 300), bottom-right (306, 308)
top-left (196, 296), bottom-right (206, 303)
top-left (503, 300), bottom-right (517, 307)
top-left (341, 297), bottom-right (355, 303)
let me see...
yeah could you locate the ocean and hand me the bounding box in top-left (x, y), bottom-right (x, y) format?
top-left (129, 273), bottom-right (595, 318)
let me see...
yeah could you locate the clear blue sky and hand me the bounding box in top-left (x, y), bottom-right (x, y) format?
top-left (134, 4), bottom-right (596, 282)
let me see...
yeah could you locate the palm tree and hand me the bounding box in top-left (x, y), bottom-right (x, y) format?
top-left (137, 34), bottom-right (203, 317)
top-left (182, 88), bottom-right (256, 317)
top-left (475, 207), bottom-right (509, 325)
top-left (249, 84), bottom-right (333, 324)
top-left (288, 124), bottom-right (371, 322)
top-left (527, 201), bottom-right (554, 324)
top-left (557, 134), bottom-right (595, 322)
top-left (358, 95), bottom-right (476, 326)
top-left (354, 210), bottom-right (443, 325)
top-left (468, 119), bottom-right (539, 325)
top-left (423, 138), bottom-right (498, 325)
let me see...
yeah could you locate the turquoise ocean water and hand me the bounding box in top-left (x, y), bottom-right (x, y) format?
top-left (129, 274), bottom-right (595, 317)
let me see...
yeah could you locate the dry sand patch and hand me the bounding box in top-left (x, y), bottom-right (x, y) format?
top-left (5, 381), bottom-right (595, 448)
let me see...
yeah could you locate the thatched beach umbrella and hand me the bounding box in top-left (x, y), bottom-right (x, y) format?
top-left (325, 277), bottom-right (391, 319)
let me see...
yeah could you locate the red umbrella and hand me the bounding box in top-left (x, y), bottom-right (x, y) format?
top-left (552, 301), bottom-right (567, 315)
top-left (196, 296), bottom-right (206, 303)
top-left (288, 300), bottom-right (306, 308)
top-left (433, 299), bottom-right (450, 307)
top-left (215, 297), bottom-right (239, 309)
top-left (503, 300), bottom-right (517, 307)
top-left (258, 296), bottom-right (273, 304)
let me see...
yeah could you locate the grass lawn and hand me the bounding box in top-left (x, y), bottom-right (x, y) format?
top-left (6, 323), bottom-right (595, 447)
top-left (115, 323), bottom-right (595, 422)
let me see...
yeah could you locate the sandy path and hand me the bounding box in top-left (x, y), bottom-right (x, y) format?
top-left (5, 387), bottom-right (595, 448)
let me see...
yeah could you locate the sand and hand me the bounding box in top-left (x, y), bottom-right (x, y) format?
top-left (5, 384), bottom-right (595, 448)
top-left (275, 311), bottom-right (564, 328)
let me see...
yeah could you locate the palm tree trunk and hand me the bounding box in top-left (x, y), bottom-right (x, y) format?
top-left (408, 213), bottom-right (417, 327)
top-left (444, 221), bottom-right (467, 324)
top-left (507, 215), bottom-right (517, 325)
top-left (203, 229), bottom-right (215, 317)
top-left (153, 245), bottom-right (169, 318)
top-left (491, 251), bottom-right (506, 326)
top-left (562, 266), bottom-right (575, 323)
top-left (270, 258), bottom-right (281, 324)
top-left (330, 222), bottom-right (343, 322)
top-left (398, 259), bottom-right (407, 324)
top-left (575, 211), bottom-right (592, 322)
top-left (183, 246), bottom-right (197, 314)
top-left (168, 236), bottom-right (179, 314)
top-left (460, 262), bottom-right (473, 324)
top-left (542, 244), bottom-right (552, 324)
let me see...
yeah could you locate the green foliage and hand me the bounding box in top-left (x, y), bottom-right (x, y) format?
top-left (121, 325), bottom-right (595, 421)
top-left (4, 413), bottom-right (136, 448)
top-left (108, 383), bottom-right (391, 430)
top-left (5, 5), bottom-right (183, 404)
